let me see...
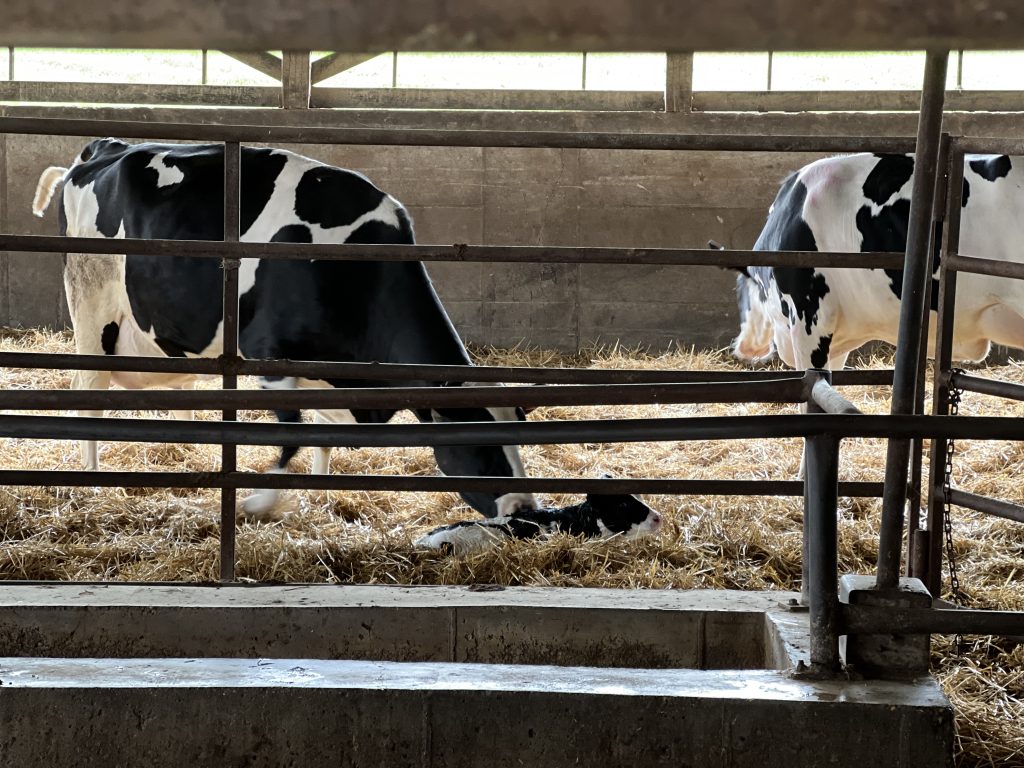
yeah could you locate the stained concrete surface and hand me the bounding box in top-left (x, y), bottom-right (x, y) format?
top-left (0, 657), bottom-right (953, 768)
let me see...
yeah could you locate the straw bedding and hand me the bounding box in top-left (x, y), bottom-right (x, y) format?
top-left (0, 327), bottom-right (1020, 766)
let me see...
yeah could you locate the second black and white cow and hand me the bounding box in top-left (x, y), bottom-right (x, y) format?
top-left (732, 153), bottom-right (1024, 370)
top-left (34, 138), bottom-right (536, 518)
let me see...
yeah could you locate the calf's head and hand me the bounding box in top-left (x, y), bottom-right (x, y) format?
top-left (583, 493), bottom-right (664, 538)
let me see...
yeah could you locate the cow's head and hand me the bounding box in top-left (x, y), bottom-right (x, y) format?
top-left (426, 397), bottom-right (536, 518)
top-left (732, 269), bottom-right (776, 362)
top-left (707, 240), bottom-right (776, 363)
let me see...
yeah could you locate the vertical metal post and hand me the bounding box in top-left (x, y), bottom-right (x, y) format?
top-left (665, 53), bottom-right (693, 113)
top-left (801, 369), bottom-right (829, 606)
top-left (391, 52), bottom-right (398, 87)
top-left (8, 48), bottom-right (14, 80)
top-left (581, 52), bottom-right (588, 90)
top-left (877, 50), bottom-right (949, 590)
top-left (201, 50), bottom-right (208, 85)
top-left (907, 132), bottom-right (950, 577)
top-left (220, 140), bottom-right (241, 583)
top-left (926, 142), bottom-right (965, 596)
top-left (806, 432), bottom-right (840, 671)
top-left (767, 51), bottom-right (774, 90)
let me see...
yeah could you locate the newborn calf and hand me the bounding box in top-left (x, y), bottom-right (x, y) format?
top-left (415, 493), bottom-right (664, 555)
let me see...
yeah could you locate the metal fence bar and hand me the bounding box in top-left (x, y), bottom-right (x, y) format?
top-left (947, 489), bottom-right (1024, 524)
top-left (955, 136), bottom-right (1024, 155)
top-left (951, 372), bottom-right (1024, 403)
top-left (0, 350), bottom-right (894, 386)
top-left (0, 234), bottom-right (909, 269)
top-left (220, 140), bottom-right (241, 582)
top-left (5, 413), bottom-right (1024, 447)
top-left (878, 49), bottom-right (949, 591)
top-left (908, 132), bottom-right (950, 574)
top-left (0, 115), bottom-right (920, 152)
top-left (843, 606), bottom-right (1024, 636)
top-left (801, 369), bottom-right (830, 606)
top-left (946, 252), bottom-right (1024, 281)
top-left (0, 379), bottom-right (810, 411)
top-left (805, 434), bottom-right (841, 671)
top-left (926, 142), bottom-right (966, 595)
top-left (0, 470), bottom-right (884, 498)
top-left (809, 378), bottom-right (863, 415)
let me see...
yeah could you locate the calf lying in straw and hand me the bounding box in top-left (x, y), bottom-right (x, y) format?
top-left (415, 493), bottom-right (664, 556)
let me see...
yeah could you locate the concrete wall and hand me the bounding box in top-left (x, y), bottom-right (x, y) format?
top-left (0, 132), bottom-right (824, 351)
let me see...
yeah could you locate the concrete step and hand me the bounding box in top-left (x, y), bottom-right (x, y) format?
top-left (0, 656), bottom-right (953, 768)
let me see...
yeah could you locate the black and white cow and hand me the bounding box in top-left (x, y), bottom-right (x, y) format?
top-left (414, 492), bottom-right (664, 556)
top-left (34, 138), bottom-right (536, 518)
top-left (732, 153), bottom-right (1024, 371)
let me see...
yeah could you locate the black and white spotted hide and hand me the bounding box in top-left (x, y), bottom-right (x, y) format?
top-left (415, 493), bottom-right (664, 556)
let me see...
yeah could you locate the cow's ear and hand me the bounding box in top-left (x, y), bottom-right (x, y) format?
top-left (708, 241), bottom-right (751, 277)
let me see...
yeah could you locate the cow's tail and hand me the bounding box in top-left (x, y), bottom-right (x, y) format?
top-left (32, 166), bottom-right (69, 218)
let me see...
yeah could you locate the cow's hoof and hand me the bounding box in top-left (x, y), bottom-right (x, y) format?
top-left (237, 488), bottom-right (284, 523)
top-left (495, 492), bottom-right (538, 517)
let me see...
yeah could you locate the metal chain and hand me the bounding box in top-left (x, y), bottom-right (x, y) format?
top-left (943, 367), bottom-right (966, 652)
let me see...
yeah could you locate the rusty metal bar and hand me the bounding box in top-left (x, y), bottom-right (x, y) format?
top-left (951, 372), bottom-right (1024, 403)
top-left (946, 252), bottom-right (1024, 281)
top-left (0, 470), bottom-right (884, 498)
top-left (5, 413), bottom-right (1024, 447)
top-left (0, 379), bottom-right (809, 411)
top-left (843, 605), bottom-right (1024, 636)
top-left (0, 115), bottom-right (921, 153)
top-left (0, 234), bottom-right (908, 270)
top-left (0, 350), bottom-right (894, 386)
top-left (878, 50), bottom-right (949, 591)
top-left (220, 140), bottom-right (240, 582)
top-left (947, 489), bottom-right (1024, 525)
top-left (926, 143), bottom-right (966, 596)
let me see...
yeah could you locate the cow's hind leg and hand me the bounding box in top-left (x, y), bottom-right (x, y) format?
top-left (171, 379), bottom-right (195, 422)
top-left (311, 412), bottom-right (332, 475)
top-left (240, 376), bottom-right (303, 520)
top-left (63, 253), bottom-right (123, 470)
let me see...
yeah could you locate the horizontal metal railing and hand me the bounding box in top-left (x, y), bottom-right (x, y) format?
top-left (0, 233), bottom-right (909, 269)
top-left (3, 412), bottom-right (1024, 447)
top-left (950, 371), bottom-right (1024, 403)
top-left (0, 471), bottom-right (883, 499)
top-left (0, 350), bottom-right (895, 385)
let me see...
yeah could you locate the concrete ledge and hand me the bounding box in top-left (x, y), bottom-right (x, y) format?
top-left (0, 584), bottom-right (781, 669)
top-left (0, 657), bottom-right (954, 768)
